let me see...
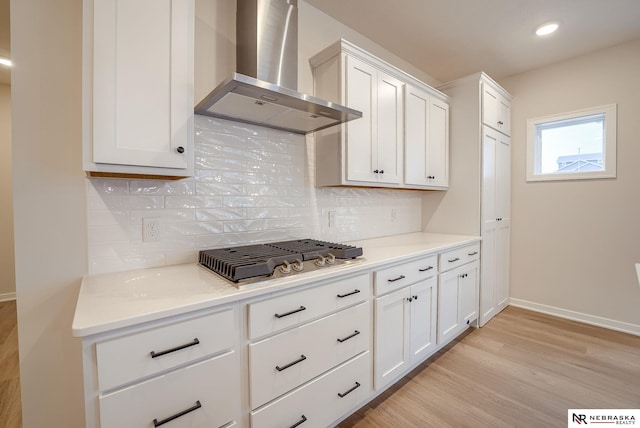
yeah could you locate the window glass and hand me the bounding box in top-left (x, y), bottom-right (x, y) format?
top-left (526, 105), bottom-right (616, 181)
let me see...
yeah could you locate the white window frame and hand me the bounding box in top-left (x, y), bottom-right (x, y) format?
top-left (526, 104), bottom-right (617, 182)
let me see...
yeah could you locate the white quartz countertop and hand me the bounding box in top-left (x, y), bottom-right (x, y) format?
top-left (72, 232), bottom-right (480, 337)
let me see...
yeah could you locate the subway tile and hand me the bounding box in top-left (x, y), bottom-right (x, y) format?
top-left (129, 209), bottom-right (195, 224)
top-left (129, 179), bottom-right (195, 195)
top-left (87, 178), bottom-right (130, 195)
top-left (165, 195), bottom-right (223, 209)
top-left (223, 219), bottom-right (269, 233)
top-left (247, 207), bottom-right (289, 219)
top-left (195, 181), bottom-right (247, 196)
top-left (196, 208), bottom-right (247, 221)
top-left (165, 222), bottom-right (224, 237)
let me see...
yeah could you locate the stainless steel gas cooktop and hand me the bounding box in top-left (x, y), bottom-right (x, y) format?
top-left (198, 238), bottom-right (364, 286)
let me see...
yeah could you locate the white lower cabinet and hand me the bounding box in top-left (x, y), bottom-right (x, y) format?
top-left (438, 260), bottom-right (479, 344)
top-left (251, 351), bottom-right (371, 428)
top-left (78, 238), bottom-right (485, 428)
top-left (249, 301), bottom-right (369, 409)
top-left (86, 305), bottom-right (241, 428)
top-left (374, 264), bottom-right (438, 389)
top-left (99, 352), bottom-right (239, 428)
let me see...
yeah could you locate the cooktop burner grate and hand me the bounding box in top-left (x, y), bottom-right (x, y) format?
top-left (198, 238), bottom-right (363, 282)
top-left (267, 239), bottom-right (363, 260)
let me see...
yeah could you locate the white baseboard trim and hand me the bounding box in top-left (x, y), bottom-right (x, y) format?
top-left (0, 292), bottom-right (16, 302)
top-left (509, 298), bottom-right (640, 337)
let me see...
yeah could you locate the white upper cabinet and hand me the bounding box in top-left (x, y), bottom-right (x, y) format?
top-left (83, 0), bottom-right (195, 177)
top-left (405, 85), bottom-right (449, 188)
top-left (344, 56), bottom-right (403, 185)
top-left (311, 39), bottom-right (448, 190)
top-left (482, 83), bottom-right (511, 136)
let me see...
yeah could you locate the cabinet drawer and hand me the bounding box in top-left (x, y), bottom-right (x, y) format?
top-left (249, 302), bottom-right (370, 409)
top-left (99, 351), bottom-right (240, 428)
top-left (248, 273), bottom-right (369, 340)
top-left (96, 308), bottom-right (236, 391)
top-left (439, 243), bottom-right (480, 272)
top-left (251, 351), bottom-right (371, 428)
top-left (374, 255), bottom-right (437, 296)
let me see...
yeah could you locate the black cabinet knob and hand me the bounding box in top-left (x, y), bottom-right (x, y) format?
top-left (380, 170), bottom-right (384, 174)
top-left (177, 146), bottom-right (185, 154)
top-left (373, 169), bottom-right (379, 174)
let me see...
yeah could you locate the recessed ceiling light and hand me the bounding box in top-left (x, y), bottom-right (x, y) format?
top-left (535, 22), bottom-right (559, 36)
top-left (0, 57), bottom-right (12, 67)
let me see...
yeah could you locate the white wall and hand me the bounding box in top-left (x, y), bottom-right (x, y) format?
top-left (0, 83), bottom-right (14, 299)
top-left (500, 38), bottom-right (640, 333)
top-left (12, 0), bottom-right (87, 426)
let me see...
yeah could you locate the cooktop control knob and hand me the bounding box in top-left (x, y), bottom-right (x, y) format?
top-left (279, 260), bottom-right (292, 274)
top-left (315, 255), bottom-right (326, 267)
top-left (326, 253), bottom-right (336, 265)
top-left (292, 259), bottom-right (304, 272)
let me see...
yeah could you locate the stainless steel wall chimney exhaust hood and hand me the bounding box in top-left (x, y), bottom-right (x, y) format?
top-left (194, 0), bottom-right (361, 135)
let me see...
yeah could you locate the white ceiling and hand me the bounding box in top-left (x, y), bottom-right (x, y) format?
top-left (3, 1), bottom-right (640, 86)
top-left (304, 0), bottom-right (640, 82)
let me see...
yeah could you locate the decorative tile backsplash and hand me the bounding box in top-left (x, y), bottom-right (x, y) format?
top-left (86, 115), bottom-right (423, 275)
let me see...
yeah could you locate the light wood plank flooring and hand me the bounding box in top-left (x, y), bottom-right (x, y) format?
top-left (0, 300), bottom-right (21, 428)
top-left (339, 306), bottom-right (640, 428)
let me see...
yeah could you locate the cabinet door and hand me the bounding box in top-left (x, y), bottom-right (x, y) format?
top-left (408, 278), bottom-right (438, 362)
top-left (496, 133), bottom-right (511, 221)
top-left (459, 261), bottom-right (479, 327)
top-left (427, 97), bottom-right (449, 187)
top-left (376, 72), bottom-right (404, 184)
top-left (92, 0), bottom-right (193, 170)
top-left (496, 219), bottom-right (511, 311)
top-left (482, 84), bottom-right (498, 131)
top-left (345, 55), bottom-right (377, 183)
top-left (479, 221), bottom-right (497, 327)
top-left (404, 87), bottom-right (448, 188)
top-left (404, 85), bottom-right (429, 186)
top-left (481, 126), bottom-right (497, 223)
top-left (497, 96), bottom-right (511, 135)
top-left (374, 287), bottom-right (409, 389)
top-left (437, 270), bottom-right (460, 344)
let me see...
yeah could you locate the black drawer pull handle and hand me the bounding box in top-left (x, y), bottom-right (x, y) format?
top-left (468, 251), bottom-right (479, 256)
top-left (337, 330), bottom-right (360, 343)
top-left (337, 289), bottom-right (361, 298)
top-left (275, 306), bottom-right (306, 319)
top-left (153, 400), bottom-right (201, 427)
top-left (338, 382), bottom-right (361, 398)
top-left (289, 415), bottom-right (308, 428)
top-left (150, 338), bottom-right (200, 358)
top-left (448, 257), bottom-right (460, 263)
top-left (388, 275), bottom-right (406, 283)
top-left (276, 355), bottom-right (307, 372)
top-left (419, 266), bottom-right (433, 272)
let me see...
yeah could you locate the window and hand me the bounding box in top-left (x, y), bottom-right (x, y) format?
top-left (526, 104), bottom-right (617, 181)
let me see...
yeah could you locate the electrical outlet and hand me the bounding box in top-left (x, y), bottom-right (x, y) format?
top-left (143, 218), bottom-right (161, 242)
top-left (391, 209), bottom-right (397, 223)
top-left (328, 210), bottom-right (336, 228)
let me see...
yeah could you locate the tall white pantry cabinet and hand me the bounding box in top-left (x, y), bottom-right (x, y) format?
top-left (428, 72), bottom-right (512, 327)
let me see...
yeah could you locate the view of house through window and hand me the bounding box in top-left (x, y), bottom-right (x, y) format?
top-left (527, 104), bottom-right (617, 181)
